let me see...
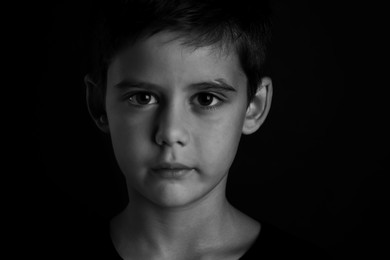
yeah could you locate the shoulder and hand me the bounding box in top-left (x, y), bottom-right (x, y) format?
top-left (241, 221), bottom-right (332, 259)
top-left (35, 210), bottom-right (122, 259)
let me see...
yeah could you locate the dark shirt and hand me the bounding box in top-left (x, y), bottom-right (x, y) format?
top-left (240, 221), bottom-right (331, 259)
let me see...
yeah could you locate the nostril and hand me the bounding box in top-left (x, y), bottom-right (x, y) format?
top-left (155, 130), bottom-right (189, 147)
top-left (154, 123), bottom-right (189, 147)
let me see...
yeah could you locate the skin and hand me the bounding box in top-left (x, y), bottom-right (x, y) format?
top-left (86, 31), bottom-right (272, 259)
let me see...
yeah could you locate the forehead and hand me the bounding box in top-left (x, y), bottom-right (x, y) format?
top-left (107, 31), bottom-right (246, 89)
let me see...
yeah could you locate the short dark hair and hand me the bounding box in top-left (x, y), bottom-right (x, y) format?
top-left (87, 0), bottom-right (271, 111)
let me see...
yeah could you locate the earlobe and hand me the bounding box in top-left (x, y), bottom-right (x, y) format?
top-left (85, 74), bottom-right (110, 134)
top-left (242, 77), bottom-right (273, 135)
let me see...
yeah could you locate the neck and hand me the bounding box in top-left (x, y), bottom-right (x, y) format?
top-left (111, 176), bottom-right (238, 254)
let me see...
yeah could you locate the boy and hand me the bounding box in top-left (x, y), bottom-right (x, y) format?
top-left (84, 0), bottom-right (327, 259)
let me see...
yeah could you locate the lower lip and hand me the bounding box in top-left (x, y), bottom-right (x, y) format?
top-left (151, 169), bottom-right (193, 179)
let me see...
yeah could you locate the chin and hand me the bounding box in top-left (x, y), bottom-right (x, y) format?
top-left (144, 183), bottom-right (207, 209)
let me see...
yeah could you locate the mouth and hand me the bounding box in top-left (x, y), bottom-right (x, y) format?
top-left (151, 162), bottom-right (194, 179)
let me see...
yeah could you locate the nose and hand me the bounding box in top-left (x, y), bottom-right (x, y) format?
top-left (154, 102), bottom-right (190, 147)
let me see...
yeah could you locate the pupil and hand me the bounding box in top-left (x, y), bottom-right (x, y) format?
top-left (137, 93), bottom-right (151, 104)
top-left (198, 94), bottom-right (213, 106)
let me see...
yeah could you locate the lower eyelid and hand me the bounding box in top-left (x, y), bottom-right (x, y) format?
top-left (201, 105), bottom-right (219, 111)
top-left (126, 92), bottom-right (159, 104)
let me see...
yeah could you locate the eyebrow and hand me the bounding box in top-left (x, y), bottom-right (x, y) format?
top-left (191, 79), bottom-right (237, 92)
top-left (113, 78), bottom-right (237, 92)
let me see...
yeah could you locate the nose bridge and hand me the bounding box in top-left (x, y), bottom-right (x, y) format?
top-left (155, 97), bottom-right (189, 146)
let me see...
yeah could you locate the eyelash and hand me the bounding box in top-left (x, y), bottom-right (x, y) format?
top-left (192, 92), bottom-right (224, 111)
top-left (127, 92), bottom-right (158, 107)
top-left (125, 92), bottom-right (225, 111)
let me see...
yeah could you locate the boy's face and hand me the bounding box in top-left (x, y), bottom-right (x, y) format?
top-left (105, 31), bottom-right (249, 208)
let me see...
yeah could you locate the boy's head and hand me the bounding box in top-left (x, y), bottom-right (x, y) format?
top-left (86, 0), bottom-right (272, 208)
top-left (86, 0), bottom-right (272, 116)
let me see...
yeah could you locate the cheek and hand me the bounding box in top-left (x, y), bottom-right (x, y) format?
top-left (194, 111), bottom-right (244, 173)
top-left (108, 113), bottom-right (154, 169)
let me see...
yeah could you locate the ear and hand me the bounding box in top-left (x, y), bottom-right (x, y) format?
top-left (242, 77), bottom-right (273, 135)
top-left (84, 74), bottom-right (110, 134)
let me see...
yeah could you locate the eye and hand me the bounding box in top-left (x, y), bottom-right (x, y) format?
top-left (128, 92), bottom-right (158, 106)
top-left (193, 93), bottom-right (222, 108)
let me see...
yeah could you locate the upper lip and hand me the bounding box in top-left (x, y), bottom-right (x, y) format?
top-left (152, 162), bottom-right (193, 170)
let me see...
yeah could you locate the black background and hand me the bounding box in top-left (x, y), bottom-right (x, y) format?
top-left (14, 0), bottom-right (388, 258)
